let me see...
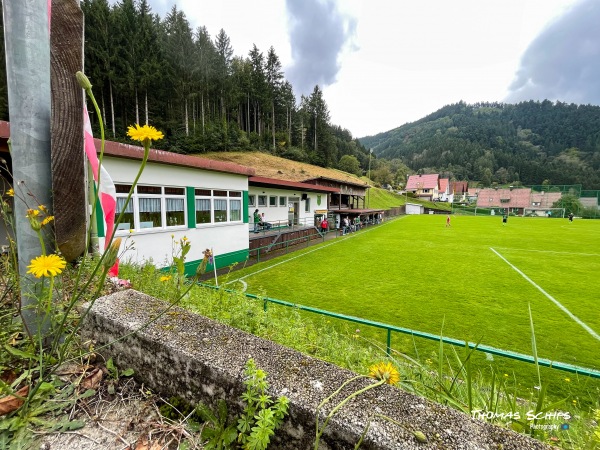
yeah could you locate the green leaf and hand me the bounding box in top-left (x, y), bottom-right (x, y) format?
top-left (4, 344), bottom-right (36, 360)
top-left (121, 368), bottom-right (134, 377)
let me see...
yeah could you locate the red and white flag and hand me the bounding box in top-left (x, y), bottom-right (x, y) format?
top-left (83, 106), bottom-right (119, 276)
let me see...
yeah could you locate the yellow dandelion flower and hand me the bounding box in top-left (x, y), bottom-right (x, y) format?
top-left (27, 254), bottom-right (66, 278)
top-left (38, 204), bottom-right (48, 213)
top-left (572, 399), bottom-right (577, 404)
top-left (41, 216), bottom-right (55, 226)
top-left (127, 124), bottom-right (164, 143)
top-left (26, 209), bottom-right (40, 218)
top-left (160, 275), bottom-right (172, 282)
top-left (564, 377), bottom-right (571, 383)
top-left (7, 188), bottom-right (14, 197)
top-left (504, 373), bottom-right (509, 378)
top-left (368, 362), bottom-right (400, 385)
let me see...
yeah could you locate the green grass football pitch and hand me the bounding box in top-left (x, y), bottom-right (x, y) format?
top-left (223, 215), bottom-right (600, 394)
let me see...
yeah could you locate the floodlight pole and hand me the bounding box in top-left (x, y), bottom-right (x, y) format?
top-left (367, 148), bottom-right (372, 208)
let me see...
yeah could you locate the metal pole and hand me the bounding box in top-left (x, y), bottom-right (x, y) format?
top-left (367, 149), bottom-right (372, 208)
top-left (3, 0), bottom-right (53, 337)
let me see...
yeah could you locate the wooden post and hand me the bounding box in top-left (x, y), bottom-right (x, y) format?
top-left (50, 0), bottom-right (85, 262)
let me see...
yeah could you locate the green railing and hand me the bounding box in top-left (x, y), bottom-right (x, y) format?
top-left (250, 231), bottom-right (333, 262)
top-left (196, 283), bottom-right (600, 379)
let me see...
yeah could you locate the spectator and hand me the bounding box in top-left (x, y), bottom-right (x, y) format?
top-left (321, 217), bottom-right (329, 234)
top-left (261, 212), bottom-right (272, 230)
top-left (253, 209), bottom-right (260, 233)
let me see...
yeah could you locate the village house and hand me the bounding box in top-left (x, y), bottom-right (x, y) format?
top-left (476, 187), bottom-right (562, 216)
top-left (406, 174), bottom-right (440, 201)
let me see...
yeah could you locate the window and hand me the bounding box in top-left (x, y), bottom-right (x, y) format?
top-left (214, 199), bottom-right (227, 222)
top-left (139, 198), bottom-right (161, 228)
top-left (165, 187), bottom-right (185, 227)
top-left (305, 197), bottom-right (311, 212)
top-left (116, 197), bottom-right (134, 230)
top-left (269, 196), bottom-right (277, 207)
top-left (115, 184), bottom-right (186, 232)
top-left (230, 199), bottom-right (241, 221)
top-left (195, 189), bottom-right (242, 225)
top-left (279, 196), bottom-right (286, 206)
top-left (258, 195), bottom-right (267, 207)
top-left (249, 195), bottom-right (256, 207)
top-left (195, 198), bottom-right (211, 224)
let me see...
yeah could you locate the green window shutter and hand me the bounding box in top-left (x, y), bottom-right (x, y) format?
top-left (186, 186), bottom-right (196, 228)
top-left (243, 191), bottom-right (249, 223)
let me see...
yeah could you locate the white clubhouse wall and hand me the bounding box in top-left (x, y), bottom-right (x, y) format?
top-left (100, 157), bottom-right (249, 268)
top-left (248, 187), bottom-right (326, 229)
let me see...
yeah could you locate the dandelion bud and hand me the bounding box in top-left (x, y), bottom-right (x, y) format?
top-left (76, 71), bottom-right (92, 91)
top-left (103, 237), bottom-right (122, 270)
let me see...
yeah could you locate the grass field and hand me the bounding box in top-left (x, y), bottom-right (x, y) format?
top-left (221, 214), bottom-right (600, 400)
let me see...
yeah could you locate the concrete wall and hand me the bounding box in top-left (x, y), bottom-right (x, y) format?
top-left (82, 290), bottom-right (548, 450)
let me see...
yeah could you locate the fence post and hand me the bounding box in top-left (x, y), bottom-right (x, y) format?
top-left (386, 329), bottom-right (391, 356)
top-left (257, 248), bottom-right (260, 263)
top-left (263, 298), bottom-right (267, 312)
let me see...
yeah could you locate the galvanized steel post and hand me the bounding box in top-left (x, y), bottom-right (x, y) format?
top-left (3, 0), bottom-right (53, 337)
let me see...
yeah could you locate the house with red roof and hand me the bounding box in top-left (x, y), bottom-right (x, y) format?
top-left (476, 188), bottom-right (562, 215)
top-left (438, 178), bottom-right (451, 202)
top-left (451, 181), bottom-right (469, 202)
top-left (406, 174), bottom-right (440, 201)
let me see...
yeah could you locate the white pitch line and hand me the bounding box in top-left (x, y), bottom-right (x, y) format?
top-left (225, 217), bottom-right (403, 286)
top-left (493, 247), bottom-right (600, 257)
top-left (490, 247), bottom-right (600, 341)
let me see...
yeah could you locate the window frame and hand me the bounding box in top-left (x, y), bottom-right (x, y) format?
top-left (115, 184), bottom-right (187, 234)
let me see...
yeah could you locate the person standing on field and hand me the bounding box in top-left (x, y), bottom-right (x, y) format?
top-left (446, 214), bottom-right (451, 227)
top-left (502, 213), bottom-right (508, 225)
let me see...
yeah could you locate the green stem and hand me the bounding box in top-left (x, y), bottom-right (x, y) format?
top-left (314, 379), bottom-right (385, 449)
top-left (46, 276), bottom-right (54, 317)
top-left (36, 229), bottom-right (46, 256)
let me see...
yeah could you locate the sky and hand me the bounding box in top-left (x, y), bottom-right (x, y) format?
top-left (115, 0), bottom-right (598, 138)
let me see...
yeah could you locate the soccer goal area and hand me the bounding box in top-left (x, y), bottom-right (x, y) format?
top-left (523, 207), bottom-right (565, 218)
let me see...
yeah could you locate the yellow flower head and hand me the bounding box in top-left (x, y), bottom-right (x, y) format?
top-left (127, 124), bottom-right (164, 143)
top-left (41, 216), bottom-right (55, 226)
top-left (368, 362), bottom-right (400, 385)
top-left (27, 254), bottom-right (67, 278)
top-left (38, 204), bottom-right (48, 213)
top-left (564, 377), bottom-right (571, 383)
top-left (160, 275), bottom-right (172, 282)
top-left (103, 237), bottom-right (122, 269)
top-left (7, 188), bottom-right (14, 197)
top-left (26, 209), bottom-right (40, 218)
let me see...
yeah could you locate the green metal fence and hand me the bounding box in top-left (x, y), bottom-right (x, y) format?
top-left (197, 283), bottom-right (600, 379)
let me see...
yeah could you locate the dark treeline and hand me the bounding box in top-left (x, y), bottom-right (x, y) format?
top-left (361, 101), bottom-right (600, 189)
top-left (0, 0), bottom-right (370, 172)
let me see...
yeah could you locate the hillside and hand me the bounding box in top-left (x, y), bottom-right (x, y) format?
top-left (196, 151), bottom-right (368, 186)
top-left (359, 101), bottom-right (600, 189)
